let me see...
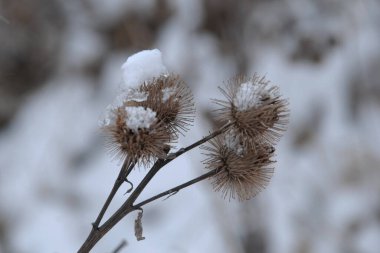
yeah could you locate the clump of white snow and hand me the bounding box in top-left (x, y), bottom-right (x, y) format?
top-left (99, 89), bottom-right (149, 127)
top-left (125, 106), bottom-right (157, 132)
top-left (113, 89), bottom-right (148, 109)
top-left (101, 49), bottom-right (169, 129)
top-left (99, 104), bottom-right (117, 127)
top-left (233, 81), bottom-right (269, 111)
top-left (121, 49), bottom-right (168, 89)
top-left (123, 89), bottom-right (148, 102)
top-left (162, 87), bottom-right (176, 102)
top-left (224, 131), bottom-right (244, 156)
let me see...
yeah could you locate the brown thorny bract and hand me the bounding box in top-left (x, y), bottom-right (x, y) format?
top-left (102, 74), bottom-right (289, 200)
top-left (203, 74), bottom-right (289, 200)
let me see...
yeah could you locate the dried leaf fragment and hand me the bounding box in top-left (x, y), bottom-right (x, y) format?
top-left (134, 211), bottom-right (145, 241)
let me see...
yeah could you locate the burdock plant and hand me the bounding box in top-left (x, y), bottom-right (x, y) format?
top-left (77, 49), bottom-right (289, 253)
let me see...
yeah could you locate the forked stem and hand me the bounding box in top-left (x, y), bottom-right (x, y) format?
top-left (77, 123), bottom-right (232, 253)
top-left (134, 168), bottom-right (219, 208)
top-left (92, 159), bottom-right (135, 229)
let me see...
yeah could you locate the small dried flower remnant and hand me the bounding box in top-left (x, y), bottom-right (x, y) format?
top-left (134, 211), bottom-right (145, 241)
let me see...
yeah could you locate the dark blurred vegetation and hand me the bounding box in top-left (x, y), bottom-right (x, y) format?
top-left (0, 0), bottom-right (65, 128)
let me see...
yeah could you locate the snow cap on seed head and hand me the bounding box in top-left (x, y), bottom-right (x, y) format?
top-left (121, 49), bottom-right (168, 90)
top-left (100, 49), bottom-right (195, 165)
top-left (119, 49), bottom-right (195, 136)
top-left (99, 49), bottom-right (173, 164)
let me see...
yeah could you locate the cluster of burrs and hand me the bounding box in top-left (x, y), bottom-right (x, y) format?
top-left (79, 49), bottom-right (290, 252)
top-left (101, 72), bottom-right (288, 201)
top-left (204, 74), bottom-right (289, 200)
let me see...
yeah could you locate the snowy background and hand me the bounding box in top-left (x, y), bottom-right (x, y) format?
top-left (1, 0), bottom-right (380, 252)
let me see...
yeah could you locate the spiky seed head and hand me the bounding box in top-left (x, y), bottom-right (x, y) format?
top-left (100, 74), bottom-right (195, 164)
top-left (202, 135), bottom-right (275, 201)
top-left (213, 74), bottom-right (289, 148)
top-left (101, 105), bottom-right (171, 166)
top-left (138, 74), bottom-right (195, 137)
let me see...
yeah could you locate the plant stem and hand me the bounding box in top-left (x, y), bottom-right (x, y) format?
top-left (78, 159), bottom-right (165, 253)
top-left (134, 168), bottom-right (219, 208)
top-left (77, 123), bottom-right (231, 253)
top-left (92, 159), bottom-right (135, 229)
top-left (167, 122), bottom-right (233, 160)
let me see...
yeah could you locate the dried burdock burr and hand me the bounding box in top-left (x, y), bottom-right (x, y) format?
top-left (202, 133), bottom-right (275, 201)
top-left (213, 74), bottom-right (289, 149)
top-left (100, 74), bottom-right (195, 165)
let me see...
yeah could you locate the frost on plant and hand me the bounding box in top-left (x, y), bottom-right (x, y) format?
top-left (233, 81), bottom-right (271, 110)
top-left (123, 89), bottom-right (148, 103)
top-left (224, 130), bottom-right (244, 156)
top-left (161, 87), bottom-right (176, 102)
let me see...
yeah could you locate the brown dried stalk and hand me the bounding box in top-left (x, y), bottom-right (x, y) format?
top-left (77, 122), bottom-right (232, 253)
